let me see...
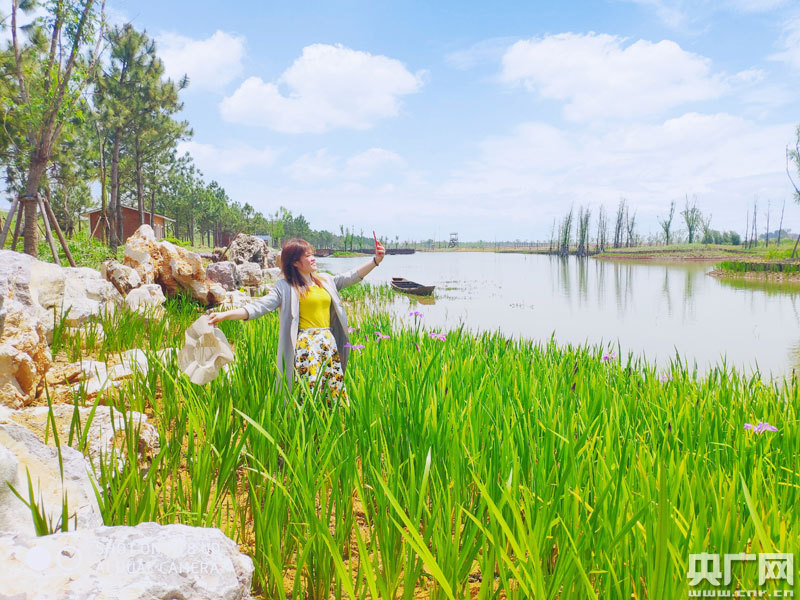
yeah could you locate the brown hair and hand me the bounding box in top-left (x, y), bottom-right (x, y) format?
top-left (281, 238), bottom-right (322, 296)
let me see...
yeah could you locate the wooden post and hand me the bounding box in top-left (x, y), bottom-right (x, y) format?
top-left (37, 194), bottom-right (61, 265)
top-left (42, 192), bottom-right (76, 267)
top-left (0, 195), bottom-right (21, 248)
top-left (11, 201), bottom-right (23, 251)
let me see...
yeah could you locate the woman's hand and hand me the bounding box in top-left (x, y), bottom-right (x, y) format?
top-left (207, 311), bottom-right (228, 327)
top-left (375, 240), bottom-right (386, 264)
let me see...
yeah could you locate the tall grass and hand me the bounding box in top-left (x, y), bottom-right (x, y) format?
top-left (718, 260), bottom-right (800, 275)
top-left (50, 295), bottom-right (799, 599)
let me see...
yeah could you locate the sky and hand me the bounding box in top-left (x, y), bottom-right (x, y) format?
top-left (9, 0), bottom-right (800, 241)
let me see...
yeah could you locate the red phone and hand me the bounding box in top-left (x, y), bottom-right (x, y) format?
top-left (373, 230), bottom-right (378, 247)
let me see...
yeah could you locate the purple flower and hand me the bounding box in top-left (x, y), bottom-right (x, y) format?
top-left (409, 311), bottom-right (423, 319)
top-left (660, 374), bottom-right (672, 383)
top-left (602, 352), bottom-right (616, 362)
top-left (429, 332), bottom-right (447, 342)
top-left (414, 343), bottom-right (420, 352)
top-left (347, 327), bottom-right (357, 333)
top-left (344, 343), bottom-right (365, 352)
top-left (374, 331), bottom-right (390, 341)
top-left (744, 421), bottom-right (778, 434)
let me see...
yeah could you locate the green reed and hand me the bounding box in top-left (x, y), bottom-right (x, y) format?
top-left (51, 294), bottom-right (799, 599)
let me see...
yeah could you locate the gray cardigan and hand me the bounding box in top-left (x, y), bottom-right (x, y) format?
top-left (243, 267), bottom-right (364, 393)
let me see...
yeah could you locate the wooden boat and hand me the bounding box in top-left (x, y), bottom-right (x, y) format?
top-left (391, 277), bottom-right (435, 296)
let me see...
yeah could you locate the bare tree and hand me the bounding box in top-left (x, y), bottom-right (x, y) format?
top-left (750, 200), bottom-right (758, 249)
top-left (658, 200), bottom-right (676, 245)
top-left (558, 207), bottom-right (574, 257)
top-left (576, 206), bottom-right (591, 257)
top-left (701, 212), bottom-right (712, 244)
top-left (681, 195), bottom-right (702, 244)
top-left (613, 198), bottom-right (626, 248)
top-left (786, 140), bottom-right (800, 256)
top-left (765, 200), bottom-right (771, 247)
top-left (596, 205), bottom-right (608, 252)
top-left (778, 199), bottom-right (786, 247)
top-left (625, 206), bottom-right (636, 247)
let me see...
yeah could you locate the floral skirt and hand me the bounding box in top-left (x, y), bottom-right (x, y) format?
top-left (294, 328), bottom-right (348, 403)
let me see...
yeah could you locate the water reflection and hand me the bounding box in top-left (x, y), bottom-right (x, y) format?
top-left (319, 252), bottom-right (800, 378)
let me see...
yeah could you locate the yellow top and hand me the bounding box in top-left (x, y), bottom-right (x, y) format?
top-left (298, 284), bottom-right (331, 329)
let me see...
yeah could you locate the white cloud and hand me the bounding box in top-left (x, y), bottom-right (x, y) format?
top-left (621, 0), bottom-right (786, 28)
top-left (440, 114), bottom-right (793, 231)
top-left (345, 148), bottom-right (405, 178)
top-left (285, 147), bottom-right (405, 181)
top-left (500, 33), bottom-right (733, 122)
top-left (770, 16), bottom-right (800, 70)
top-left (284, 149), bottom-right (339, 181)
top-left (623, 0), bottom-right (688, 29)
top-left (219, 44), bottom-right (424, 133)
top-left (157, 30), bottom-right (246, 91)
top-left (178, 141), bottom-right (278, 175)
top-left (445, 37), bottom-right (517, 70)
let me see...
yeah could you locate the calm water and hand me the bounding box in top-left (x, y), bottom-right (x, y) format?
top-left (319, 252), bottom-right (800, 379)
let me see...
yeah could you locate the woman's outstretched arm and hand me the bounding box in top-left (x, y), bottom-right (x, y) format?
top-left (208, 283), bottom-right (283, 325)
top-left (334, 240), bottom-right (386, 290)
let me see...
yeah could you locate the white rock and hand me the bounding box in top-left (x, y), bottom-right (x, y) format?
top-left (262, 267), bottom-right (282, 282)
top-left (101, 260), bottom-right (142, 296)
top-left (0, 522), bottom-right (254, 599)
top-left (0, 423), bottom-right (102, 536)
top-left (237, 262), bottom-right (262, 287)
top-left (218, 290), bottom-right (251, 311)
top-left (123, 224), bottom-right (160, 285)
top-left (31, 263), bottom-right (121, 327)
top-left (124, 283), bottom-right (166, 318)
top-left (0, 251), bottom-right (52, 408)
top-left (119, 349), bottom-right (149, 376)
top-left (8, 405), bottom-right (160, 475)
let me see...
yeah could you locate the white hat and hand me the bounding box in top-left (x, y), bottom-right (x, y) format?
top-left (178, 315), bottom-right (235, 385)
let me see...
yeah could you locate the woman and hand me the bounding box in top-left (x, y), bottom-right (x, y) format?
top-left (208, 238), bottom-right (385, 400)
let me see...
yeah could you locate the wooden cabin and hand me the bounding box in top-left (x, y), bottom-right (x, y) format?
top-left (86, 206), bottom-right (174, 242)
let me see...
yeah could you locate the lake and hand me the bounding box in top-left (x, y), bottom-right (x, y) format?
top-left (318, 252), bottom-right (800, 379)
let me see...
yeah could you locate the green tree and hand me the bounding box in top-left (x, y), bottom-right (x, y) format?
top-left (5, 0), bottom-right (105, 256)
top-left (95, 24), bottom-right (176, 248)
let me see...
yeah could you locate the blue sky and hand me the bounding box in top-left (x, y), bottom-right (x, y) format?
top-left (22, 1), bottom-right (800, 240)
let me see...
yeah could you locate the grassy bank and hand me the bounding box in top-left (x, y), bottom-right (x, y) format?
top-left (596, 240), bottom-right (800, 261)
top-left (37, 285), bottom-right (800, 599)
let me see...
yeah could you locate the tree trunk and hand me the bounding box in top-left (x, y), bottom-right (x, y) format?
top-left (109, 129), bottom-right (121, 249)
top-left (136, 137), bottom-right (144, 225)
top-left (22, 155), bottom-right (48, 256)
top-left (149, 188), bottom-right (155, 234)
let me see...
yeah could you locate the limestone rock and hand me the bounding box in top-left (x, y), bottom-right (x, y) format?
top-left (28, 258), bottom-right (120, 329)
top-left (206, 261), bottom-right (241, 291)
top-left (6, 404), bottom-right (160, 475)
top-left (218, 291), bottom-right (251, 311)
top-left (66, 360), bottom-right (118, 397)
top-left (123, 224), bottom-right (161, 285)
top-left (228, 234), bottom-right (277, 269)
top-left (101, 260), bottom-right (142, 296)
top-left (123, 226), bottom-right (227, 306)
top-left (124, 283), bottom-right (166, 318)
top-left (237, 262), bottom-right (262, 287)
top-left (158, 241), bottom-right (227, 306)
top-left (59, 267), bottom-right (122, 325)
top-left (0, 251), bottom-right (52, 408)
top-left (262, 267), bottom-right (282, 283)
top-left (0, 423), bottom-right (102, 536)
top-left (0, 522), bottom-right (254, 600)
